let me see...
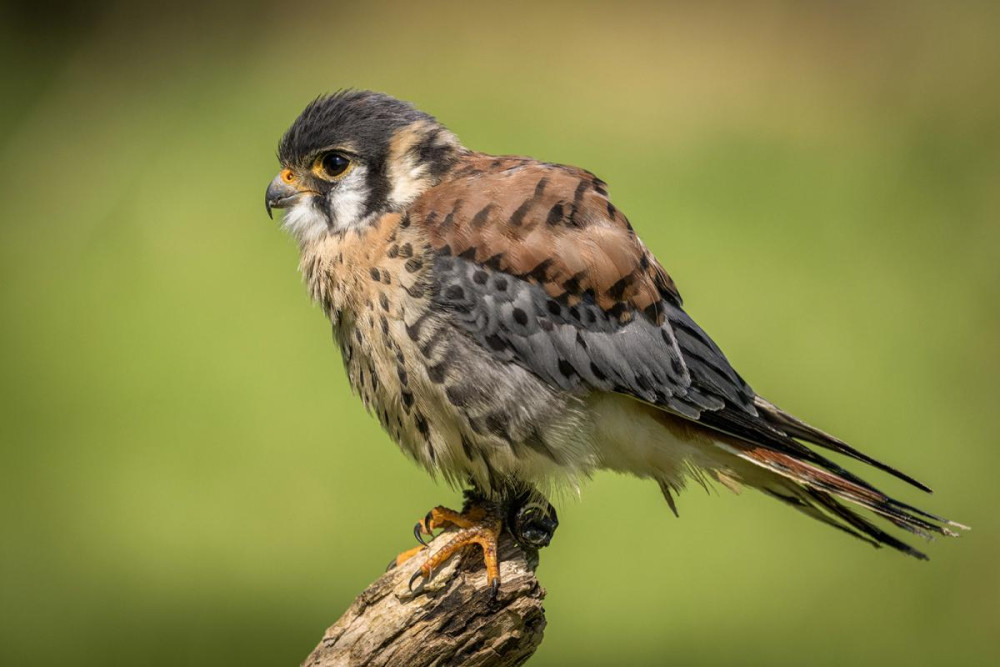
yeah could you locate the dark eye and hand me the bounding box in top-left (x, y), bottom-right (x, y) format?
top-left (319, 152), bottom-right (351, 179)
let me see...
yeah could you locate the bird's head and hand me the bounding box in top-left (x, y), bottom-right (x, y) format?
top-left (265, 90), bottom-right (461, 244)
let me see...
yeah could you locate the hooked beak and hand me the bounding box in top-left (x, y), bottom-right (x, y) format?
top-left (265, 172), bottom-right (303, 219)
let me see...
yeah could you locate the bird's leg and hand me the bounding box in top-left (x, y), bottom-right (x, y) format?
top-left (506, 489), bottom-right (559, 549)
top-left (390, 504), bottom-right (488, 566)
top-left (390, 544), bottom-right (425, 570)
top-left (396, 495), bottom-right (503, 597)
top-left (409, 507), bottom-right (503, 597)
top-left (394, 488), bottom-right (559, 598)
top-left (413, 505), bottom-right (487, 546)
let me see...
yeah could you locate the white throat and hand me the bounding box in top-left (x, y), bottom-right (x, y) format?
top-left (281, 164), bottom-right (378, 244)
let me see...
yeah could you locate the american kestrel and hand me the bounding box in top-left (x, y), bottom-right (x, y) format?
top-left (265, 90), bottom-right (964, 596)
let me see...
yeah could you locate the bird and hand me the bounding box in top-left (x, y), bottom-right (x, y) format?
top-left (265, 90), bottom-right (965, 596)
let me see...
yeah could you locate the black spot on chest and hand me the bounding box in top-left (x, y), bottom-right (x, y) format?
top-left (427, 361), bottom-right (448, 383)
top-left (415, 412), bottom-right (430, 440)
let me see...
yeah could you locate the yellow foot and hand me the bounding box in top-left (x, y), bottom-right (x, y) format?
top-left (391, 545), bottom-right (425, 569)
top-left (402, 503), bottom-right (503, 598)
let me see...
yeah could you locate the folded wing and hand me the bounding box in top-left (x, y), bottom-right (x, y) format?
top-left (411, 155), bottom-right (965, 556)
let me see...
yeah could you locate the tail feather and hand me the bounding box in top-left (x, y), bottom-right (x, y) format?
top-left (754, 397), bottom-right (933, 493)
top-left (643, 394), bottom-right (967, 556)
top-left (719, 439), bottom-right (966, 558)
top-left (658, 480), bottom-right (681, 518)
top-left (800, 488), bottom-right (935, 559)
top-left (761, 486), bottom-right (884, 551)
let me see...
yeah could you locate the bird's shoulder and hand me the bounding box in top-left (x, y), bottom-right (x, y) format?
top-left (407, 153), bottom-right (681, 324)
top-left (399, 153), bottom-right (755, 420)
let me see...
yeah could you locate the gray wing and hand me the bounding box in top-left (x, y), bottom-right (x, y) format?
top-left (429, 252), bottom-right (758, 421)
top-left (430, 252), bottom-right (926, 491)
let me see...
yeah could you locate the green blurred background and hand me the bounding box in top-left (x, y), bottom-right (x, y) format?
top-left (2, 1), bottom-right (998, 665)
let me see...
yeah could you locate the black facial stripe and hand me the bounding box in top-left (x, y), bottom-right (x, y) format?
top-left (363, 154), bottom-right (392, 218)
top-left (411, 127), bottom-right (441, 160)
top-left (410, 127), bottom-right (459, 178)
top-left (310, 193), bottom-right (334, 229)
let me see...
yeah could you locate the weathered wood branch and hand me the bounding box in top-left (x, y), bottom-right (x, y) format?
top-left (301, 529), bottom-right (547, 667)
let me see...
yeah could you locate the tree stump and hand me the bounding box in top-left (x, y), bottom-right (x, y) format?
top-left (302, 529), bottom-right (547, 667)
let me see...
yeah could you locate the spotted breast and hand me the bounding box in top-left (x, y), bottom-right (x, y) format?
top-left (300, 197), bottom-right (596, 497)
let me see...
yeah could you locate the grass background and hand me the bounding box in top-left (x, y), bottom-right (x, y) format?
top-left (2, 1), bottom-right (998, 665)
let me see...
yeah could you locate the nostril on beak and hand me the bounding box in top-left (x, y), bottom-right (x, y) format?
top-left (265, 173), bottom-right (301, 219)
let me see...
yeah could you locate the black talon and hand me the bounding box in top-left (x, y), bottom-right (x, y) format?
top-left (413, 521), bottom-right (430, 548)
top-left (408, 569), bottom-right (425, 591)
top-left (386, 558), bottom-right (397, 572)
top-left (490, 578), bottom-right (500, 600)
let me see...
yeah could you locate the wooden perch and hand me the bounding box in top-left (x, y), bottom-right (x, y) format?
top-left (302, 529), bottom-right (547, 667)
